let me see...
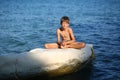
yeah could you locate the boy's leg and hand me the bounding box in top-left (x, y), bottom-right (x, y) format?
top-left (68, 42), bottom-right (85, 49)
top-left (44, 43), bottom-right (59, 49)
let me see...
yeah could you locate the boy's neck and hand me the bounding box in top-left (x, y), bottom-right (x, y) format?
top-left (62, 27), bottom-right (69, 31)
top-left (63, 28), bottom-right (67, 31)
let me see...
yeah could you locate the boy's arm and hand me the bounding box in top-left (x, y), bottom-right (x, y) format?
top-left (56, 29), bottom-right (61, 45)
top-left (66, 28), bottom-right (75, 44)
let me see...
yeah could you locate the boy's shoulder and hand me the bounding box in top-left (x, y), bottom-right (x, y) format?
top-left (68, 27), bottom-right (72, 30)
top-left (57, 27), bottom-right (63, 31)
top-left (56, 28), bottom-right (61, 33)
top-left (58, 27), bottom-right (72, 30)
top-left (57, 27), bottom-right (72, 32)
top-left (67, 27), bottom-right (73, 32)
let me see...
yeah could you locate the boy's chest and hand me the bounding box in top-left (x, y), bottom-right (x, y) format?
top-left (60, 31), bottom-right (70, 37)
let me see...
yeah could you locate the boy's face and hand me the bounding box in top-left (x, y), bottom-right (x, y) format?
top-left (61, 21), bottom-right (69, 29)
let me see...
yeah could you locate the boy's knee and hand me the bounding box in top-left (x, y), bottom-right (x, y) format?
top-left (44, 44), bottom-right (48, 49)
top-left (82, 43), bottom-right (86, 48)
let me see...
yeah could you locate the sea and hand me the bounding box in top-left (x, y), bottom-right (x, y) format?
top-left (0, 0), bottom-right (120, 80)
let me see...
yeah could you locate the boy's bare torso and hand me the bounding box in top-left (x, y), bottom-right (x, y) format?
top-left (58, 27), bottom-right (72, 41)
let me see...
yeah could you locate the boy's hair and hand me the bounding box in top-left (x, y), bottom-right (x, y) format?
top-left (60, 16), bottom-right (70, 25)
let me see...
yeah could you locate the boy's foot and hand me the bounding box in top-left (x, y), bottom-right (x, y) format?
top-left (61, 46), bottom-right (67, 49)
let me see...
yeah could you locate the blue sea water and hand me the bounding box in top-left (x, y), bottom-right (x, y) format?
top-left (0, 0), bottom-right (120, 80)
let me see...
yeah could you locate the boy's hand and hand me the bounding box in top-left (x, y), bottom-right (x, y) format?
top-left (61, 40), bottom-right (66, 47)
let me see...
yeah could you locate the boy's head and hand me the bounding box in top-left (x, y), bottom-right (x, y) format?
top-left (60, 16), bottom-right (70, 25)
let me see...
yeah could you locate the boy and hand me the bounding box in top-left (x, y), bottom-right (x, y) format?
top-left (45, 16), bottom-right (85, 49)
